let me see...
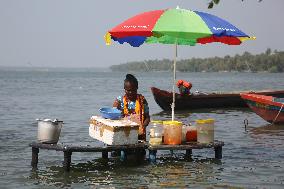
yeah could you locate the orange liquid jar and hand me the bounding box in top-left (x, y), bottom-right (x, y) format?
top-left (163, 121), bottom-right (182, 145)
top-left (186, 126), bottom-right (197, 142)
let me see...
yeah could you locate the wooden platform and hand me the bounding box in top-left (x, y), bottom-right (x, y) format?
top-left (29, 140), bottom-right (224, 172)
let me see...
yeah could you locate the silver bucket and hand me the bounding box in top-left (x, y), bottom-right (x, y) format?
top-left (37, 119), bottom-right (63, 144)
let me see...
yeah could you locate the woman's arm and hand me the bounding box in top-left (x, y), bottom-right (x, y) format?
top-left (143, 98), bottom-right (150, 127)
top-left (143, 112), bottom-right (150, 127)
top-left (113, 96), bottom-right (122, 110)
top-left (113, 99), bottom-right (120, 108)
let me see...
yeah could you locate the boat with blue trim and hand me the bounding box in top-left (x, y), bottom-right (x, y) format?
top-left (240, 93), bottom-right (284, 124)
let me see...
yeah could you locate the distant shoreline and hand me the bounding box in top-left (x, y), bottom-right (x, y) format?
top-left (0, 67), bottom-right (280, 74)
top-left (110, 48), bottom-right (284, 73)
top-left (0, 66), bottom-right (110, 72)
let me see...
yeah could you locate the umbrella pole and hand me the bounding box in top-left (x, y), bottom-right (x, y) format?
top-left (171, 43), bottom-right (177, 121)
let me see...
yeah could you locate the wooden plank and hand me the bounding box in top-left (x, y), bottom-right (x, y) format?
top-left (29, 142), bottom-right (147, 152)
top-left (29, 142), bottom-right (65, 151)
top-left (29, 140), bottom-right (224, 171)
top-left (66, 143), bottom-right (147, 152)
top-left (148, 141), bottom-right (224, 150)
top-left (30, 141), bottom-right (223, 152)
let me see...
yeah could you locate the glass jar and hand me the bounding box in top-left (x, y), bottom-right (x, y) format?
top-left (186, 125), bottom-right (197, 142)
top-left (149, 120), bottom-right (163, 145)
top-left (163, 120), bottom-right (182, 145)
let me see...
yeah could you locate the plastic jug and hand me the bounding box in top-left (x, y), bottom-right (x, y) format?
top-left (163, 120), bottom-right (182, 145)
top-left (149, 120), bottom-right (163, 145)
top-left (196, 119), bottom-right (214, 144)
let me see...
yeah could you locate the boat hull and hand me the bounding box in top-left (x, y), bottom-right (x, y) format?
top-left (241, 93), bottom-right (284, 124)
top-left (151, 87), bottom-right (284, 111)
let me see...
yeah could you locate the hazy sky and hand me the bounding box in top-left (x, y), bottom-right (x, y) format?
top-left (0, 0), bottom-right (284, 68)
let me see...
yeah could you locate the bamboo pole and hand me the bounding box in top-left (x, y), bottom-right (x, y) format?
top-left (171, 43), bottom-right (177, 121)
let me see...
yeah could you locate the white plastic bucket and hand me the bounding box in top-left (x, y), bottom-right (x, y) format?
top-left (37, 119), bottom-right (63, 144)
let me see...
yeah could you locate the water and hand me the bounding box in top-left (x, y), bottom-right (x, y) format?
top-left (0, 70), bottom-right (284, 188)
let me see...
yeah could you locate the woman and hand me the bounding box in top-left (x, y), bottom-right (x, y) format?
top-left (113, 74), bottom-right (150, 141)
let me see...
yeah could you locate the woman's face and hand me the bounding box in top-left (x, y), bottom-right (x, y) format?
top-left (124, 81), bottom-right (137, 100)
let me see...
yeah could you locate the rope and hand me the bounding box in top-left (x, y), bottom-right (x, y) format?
top-left (272, 103), bottom-right (284, 124)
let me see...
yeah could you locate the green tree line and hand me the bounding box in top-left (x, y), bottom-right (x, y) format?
top-left (110, 49), bottom-right (284, 73)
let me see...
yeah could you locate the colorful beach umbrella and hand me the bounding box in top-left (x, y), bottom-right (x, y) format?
top-left (105, 7), bottom-right (254, 120)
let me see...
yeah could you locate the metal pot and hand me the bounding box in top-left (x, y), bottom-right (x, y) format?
top-left (37, 119), bottom-right (63, 144)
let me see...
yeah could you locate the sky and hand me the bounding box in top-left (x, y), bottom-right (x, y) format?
top-left (0, 0), bottom-right (284, 68)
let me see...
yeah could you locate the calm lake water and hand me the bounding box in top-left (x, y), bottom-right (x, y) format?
top-left (0, 70), bottom-right (284, 188)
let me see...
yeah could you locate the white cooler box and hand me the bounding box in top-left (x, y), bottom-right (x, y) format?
top-left (89, 116), bottom-right (139, 145)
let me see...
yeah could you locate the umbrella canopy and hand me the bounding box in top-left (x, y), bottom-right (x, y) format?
top-left (105, 7), bottom-right (253, 47)
top-left (105, 7), bottom-right (254, 120)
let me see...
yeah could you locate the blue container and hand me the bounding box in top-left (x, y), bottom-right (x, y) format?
top-left (99, 107), bottom-right (122, 120)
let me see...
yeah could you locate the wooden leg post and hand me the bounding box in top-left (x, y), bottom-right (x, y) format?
top-left (135, 149), bottom-right (146, 163)
top-left (214, 146), bottom-right (222, 159)
top-left (149, 150), bottom-right (157, 164)
top-left (102, 151), bottom-right (108, 160)
top-left (170, 150), bottom-right (174, 157)
top-left (63, 151), bottom-right (72, 172)
top-left (31, 147), bottom-right (39, 168)
top-left (185, 149), bottom-right (192, 159)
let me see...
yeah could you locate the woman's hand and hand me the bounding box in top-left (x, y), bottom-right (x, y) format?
top-left (125, 114), bottom-right (140, 124)
top-left (124, 114), bottom-right (144, 135)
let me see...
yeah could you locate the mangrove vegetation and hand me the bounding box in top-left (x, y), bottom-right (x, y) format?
top-left (110, 49), bottom-right (284, 73)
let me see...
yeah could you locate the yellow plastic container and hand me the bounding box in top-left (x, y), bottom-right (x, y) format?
top-left (163, 121), bottom-right (182, 145)
top-left (205, 119), bottom-right (215, 124)
top-left (196, 119), bottom-right (215, 144)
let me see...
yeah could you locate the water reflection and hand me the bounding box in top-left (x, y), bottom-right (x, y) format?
top-left (249, 123), bottom-right (284, 136)
top-left (29, 157), bottom-right (152, 188)
top-left (248, 123), bottom-right (284, 149)
top-left (28, 155), bottom-right (224, 188)
top-left (149, 159), bottom-right (222, 188)
top-left (152, 108), bottom-right (250, 116)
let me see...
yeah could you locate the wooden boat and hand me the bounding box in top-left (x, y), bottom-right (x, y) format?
top-left (151, 87), bottom-right (284, 110)
top-left (240, 93), bottom-right (284, 124)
